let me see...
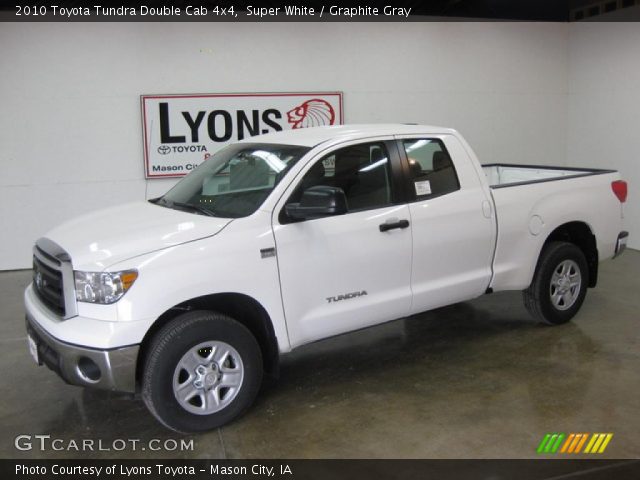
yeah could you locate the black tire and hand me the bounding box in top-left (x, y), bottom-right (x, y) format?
top-left (141, 310), bottom-right (263, 433)
top-left (523, 241), bottom-right (589, 325)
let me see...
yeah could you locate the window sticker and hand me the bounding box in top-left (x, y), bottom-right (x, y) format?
top-left (414, 180), bottom-right (431, 196)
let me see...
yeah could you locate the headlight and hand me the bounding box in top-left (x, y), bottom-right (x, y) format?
top-left (74, 270), bottom-right (138, 304)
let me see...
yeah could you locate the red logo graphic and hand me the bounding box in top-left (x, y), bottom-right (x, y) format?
top-left (287, 99), bottom-right (336, 129)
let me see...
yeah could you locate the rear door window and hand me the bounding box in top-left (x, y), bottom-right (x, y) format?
top-left (403, 139), bottom-right (460, 199)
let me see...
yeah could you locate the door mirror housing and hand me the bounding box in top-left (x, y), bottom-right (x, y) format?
top-left (285, 186), bottom-right (348, 220)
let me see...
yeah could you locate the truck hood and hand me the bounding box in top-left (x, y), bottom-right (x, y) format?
top-left (44, 202), bottom-right (232, 271)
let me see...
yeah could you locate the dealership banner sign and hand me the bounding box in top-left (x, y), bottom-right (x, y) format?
top-left (141, 92), bottom-right (343, 178)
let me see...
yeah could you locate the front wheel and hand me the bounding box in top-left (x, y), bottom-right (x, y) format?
top-left (523, 241), bottom-right (589, 325)
top-left (141, 311), bottom-right (263, 433)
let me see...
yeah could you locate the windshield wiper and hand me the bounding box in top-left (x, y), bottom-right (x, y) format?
top-left (171, 201), bottom-right (217, 217)
top-left (150, 198), bottom-right (216, 217)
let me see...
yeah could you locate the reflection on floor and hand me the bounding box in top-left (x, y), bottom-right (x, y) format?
top-left (1, 251), bottom-right (638, 459)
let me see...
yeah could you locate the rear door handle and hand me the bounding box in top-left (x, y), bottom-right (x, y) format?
top-left (379, 219), bottom-right (410, 232)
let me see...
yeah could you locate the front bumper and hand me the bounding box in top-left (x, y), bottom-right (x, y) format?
top-left (26, 314), bottom-right (139, 393)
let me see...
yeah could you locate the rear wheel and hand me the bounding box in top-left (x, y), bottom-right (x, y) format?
top-left (523, 241), bottom-right (589, 325)
top-left (142, 310), bottom-right (263, 433)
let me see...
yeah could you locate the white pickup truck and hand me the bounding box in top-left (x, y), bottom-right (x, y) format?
top-left (25, 124), bottom-right (628, 432)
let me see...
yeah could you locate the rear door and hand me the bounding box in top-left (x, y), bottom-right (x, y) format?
top-left (399, 135), bottom-right (495, 314)
top-left (273, 138), bottom-right (413, 348)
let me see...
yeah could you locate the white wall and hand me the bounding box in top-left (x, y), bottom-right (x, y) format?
top-left (1, 22), bottom-right (570, 269)
top-left (568, 22), bottom-right (639, 249)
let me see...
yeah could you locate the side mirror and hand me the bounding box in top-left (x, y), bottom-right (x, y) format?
top-left (285, 186), bottom-right (348, 220)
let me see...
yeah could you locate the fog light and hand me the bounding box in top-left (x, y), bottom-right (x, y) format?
top-left (77, 357), bottom-right (101, 383)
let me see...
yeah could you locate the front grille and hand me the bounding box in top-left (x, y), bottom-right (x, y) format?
top-left (33, 255), bottom-right (65, 316)
top-left (32, 238), bottom-right (76, 318)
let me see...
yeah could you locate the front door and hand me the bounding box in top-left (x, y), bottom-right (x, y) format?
top-left (273, 139), bottom-right (412, 348)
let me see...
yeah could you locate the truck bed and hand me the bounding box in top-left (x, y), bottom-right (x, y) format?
top-left (482, 164), bottom-right (614, 188)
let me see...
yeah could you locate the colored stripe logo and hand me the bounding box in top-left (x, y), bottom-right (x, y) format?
top-left (537, 433), bottom-right (613, 454)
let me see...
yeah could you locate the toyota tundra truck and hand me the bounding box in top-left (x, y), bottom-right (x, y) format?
top-left (25, 124), bottom-right (629, 432)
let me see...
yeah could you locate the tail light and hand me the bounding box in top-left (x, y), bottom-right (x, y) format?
top-left (611, 180), bottom-right (627, 203)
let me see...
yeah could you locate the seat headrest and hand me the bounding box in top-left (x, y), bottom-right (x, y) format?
top-left (432, 151), bottom-right (451, 171)
top-left (335, 146), bottom-right (369, 175)
top-left (307, 161), bottom-right (325, 179)
top-left (408, 158), bottom-right (422, 177)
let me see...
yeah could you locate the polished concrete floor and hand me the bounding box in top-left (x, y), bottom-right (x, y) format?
top-left (1, 251), bottom-right (638, 459)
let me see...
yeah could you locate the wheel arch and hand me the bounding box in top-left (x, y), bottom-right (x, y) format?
top-left (540, 221), bottom-right (598, 288)
top-left (136, 292), bottom-right (280, 390)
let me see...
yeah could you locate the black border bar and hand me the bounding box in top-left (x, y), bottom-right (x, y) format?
top-left (5, 459), bottom-right (640, 480)
top-left (5, 1), bottom-right (640, 22)
top-left (1, 1), bottom-right (576, 22)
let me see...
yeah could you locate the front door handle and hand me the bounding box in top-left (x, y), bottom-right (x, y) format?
top-left (379, 219), bottom-right (410, 232)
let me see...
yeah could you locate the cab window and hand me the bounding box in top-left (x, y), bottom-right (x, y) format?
top-left (288, 142), bottom-right (394, 213)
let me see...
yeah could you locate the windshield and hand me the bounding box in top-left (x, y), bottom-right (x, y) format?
top-left (155, 143), bottom-right (310, 218)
